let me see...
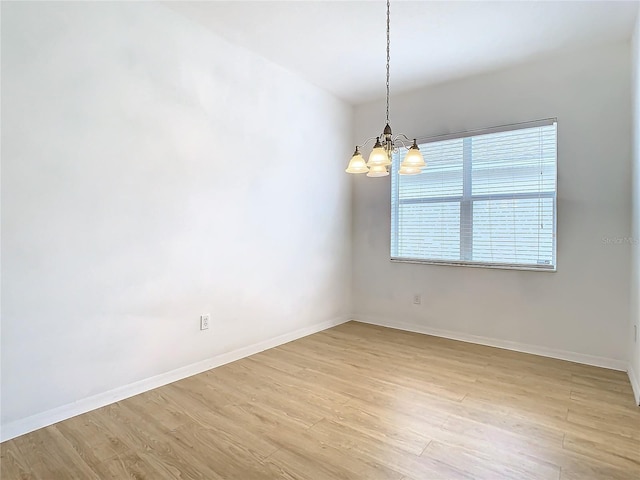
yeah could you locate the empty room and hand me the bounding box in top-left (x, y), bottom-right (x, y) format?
top-left (1, 0), bottom-right (640, 479)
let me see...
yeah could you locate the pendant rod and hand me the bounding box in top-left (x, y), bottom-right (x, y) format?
top-left (385, 0), bottom-right (390, 127)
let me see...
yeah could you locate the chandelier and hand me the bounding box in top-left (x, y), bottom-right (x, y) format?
top-left (345, 0), bottom-right (425, 177)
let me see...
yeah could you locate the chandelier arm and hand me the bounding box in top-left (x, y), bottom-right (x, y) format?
top-left (392, 138), bottom-right (411, 150)
top-left (358, 136), bottom-right (381, 149)
top-left (394, 133), bottom-right (412, 142)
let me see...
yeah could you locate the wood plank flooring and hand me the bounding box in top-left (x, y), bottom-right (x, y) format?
top-left (2, 321), bottom-right (639, 479)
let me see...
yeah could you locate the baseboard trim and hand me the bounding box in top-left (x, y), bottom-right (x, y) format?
top-left (629, 363), bottom-right (640, 406)
top-left (353, 316), bottom-right (627, 372)
top-left (0, 316), bottom-right (349, 442)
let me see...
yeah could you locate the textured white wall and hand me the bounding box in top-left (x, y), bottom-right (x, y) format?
top-left (352, 42), bottom-right (632, 366)
top-left (631, 13), bottom-right (640, 402)
top-left (1, 2), bottom-right (352, 428)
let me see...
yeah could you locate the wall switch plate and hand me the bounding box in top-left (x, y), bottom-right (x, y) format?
top-left (413, 294), bottom-right (422, 305)
top-left (200, 314), bottom-right (210, 330)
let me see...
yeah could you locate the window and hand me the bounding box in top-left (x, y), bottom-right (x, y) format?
top-left (391, 119), bottom-right (557, 270)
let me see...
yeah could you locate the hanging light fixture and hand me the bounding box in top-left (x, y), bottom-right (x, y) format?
top-left (345, 0), bottom-right (425, 177)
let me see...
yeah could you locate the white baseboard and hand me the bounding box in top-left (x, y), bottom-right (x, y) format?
top-left (629, 363), bottom-right (640, 406)
top-left (0, 316), bottom-right (349, 442)
top-left (353, 315), bottom-right (627, 372)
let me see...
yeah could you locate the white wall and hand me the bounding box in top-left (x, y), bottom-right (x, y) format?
top-left (353, 42), bottom-right (632, 368)
top-left (631, 13), bottom-right (640, 404)
top-left (1, 1), bottom-right (352, 434)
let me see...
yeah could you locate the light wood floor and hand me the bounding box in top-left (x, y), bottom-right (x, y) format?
top-left (2, 322), bottom-right (639, 479)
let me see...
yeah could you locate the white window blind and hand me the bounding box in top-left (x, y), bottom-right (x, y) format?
top-left (391, 119), bottom-right (557, 270)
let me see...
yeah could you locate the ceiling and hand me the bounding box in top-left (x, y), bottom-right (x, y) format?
top-left (166, 1), bottom-right (639, 105)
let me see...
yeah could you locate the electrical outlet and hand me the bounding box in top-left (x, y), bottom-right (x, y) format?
top-left (200, 314), bottom-right (210, 331)
top-left (413, 294), bottom-right (422, 305)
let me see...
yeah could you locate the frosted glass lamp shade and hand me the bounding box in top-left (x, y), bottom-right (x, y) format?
top-left (367, 165), bottom-right (389, 177)
top-left (400, 140), bottom-right (425, 168)
top-left (398, 165), bottom-right (422, 175)
top-left (367, 138), bottom-right (391, 167)
top-left (345, 148), bottom-right (369, 174)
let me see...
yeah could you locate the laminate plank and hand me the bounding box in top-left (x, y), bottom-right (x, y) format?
top-left (161, 388), bottom-right (282, 459)
top-left (124, 388), bottom-right (193, 432)
top-left (437, 415), bottom-right (564, 454)
top-left (242, 357), bottom-right (353, 406)
top-left (570, 383), bottom-right (640, 409)
top-left (566, 408), bottom-right (640, 441)
top-left (571, 372), bottom-right (635, 394)
top-left (479, 361), bottom-right (574, 389)
top-left (0, 442), bottom-right (38, 480)
top-left (11, 426), bottom-right (100, 479)
top-left (560, 460), bottom-right (640, 480)
top-left (167, 371), bottom-right (246, 408)
top-left (165, 422), bottom-right (286, 479)
top-left (53, 410), bottom-right (129, 467)
top-left (463, 387), bottom-right (570, 421)
top-left (195, 365), bottom-right (335, 427)
top-left (247, 349), bottom-right (308, 375)
top-left (327, 401), bottom-right (434, 455)
top-left (91, 451), bottom-right (171, 480)
top-left (308, 419), bottom-right (475, 480)
top-left (562, 433), bottom-right (640, 472)
top-left (447, 401), bottom-right (566, 448)
top-left (435, 415), bottom-right (564, 471)
top-left (266, 431), bottom-right (404, 480)
top-left (422, 439), bottom-right (561, 480)
top-left (221, 401), bottom-right (314, 451)
top-left (97, 402), bottom-right (223, 479)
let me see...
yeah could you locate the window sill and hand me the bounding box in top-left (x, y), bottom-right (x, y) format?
top-left (390, 257), bottom-right (556, 272)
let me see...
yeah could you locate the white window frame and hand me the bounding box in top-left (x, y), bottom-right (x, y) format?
top-left (391, 118), bottom-right (557, 272)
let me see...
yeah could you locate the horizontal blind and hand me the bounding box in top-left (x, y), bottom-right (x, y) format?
top-left (471, 126), bottom-right (556, 196)
top-left (397, 138), bottom-right (463, 200)
top-left (391, 120), bottom-right (557, 270)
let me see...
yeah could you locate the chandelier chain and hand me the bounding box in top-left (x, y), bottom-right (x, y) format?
top-left (386, 0), bottom-right (390, 126)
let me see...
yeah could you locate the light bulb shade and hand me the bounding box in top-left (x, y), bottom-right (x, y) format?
top-left (366, 165), bottom-right (389, 177)
top-left (398, 165), bottom-right (422, 175)
top-left (367, 137), bottom-right (391, 167)
top-left (345, 149), bottom-right (369, 174)
top-left (400, 141), bottom-right (426, 168)
top-left (368, 146), bottom-right (390, 167)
